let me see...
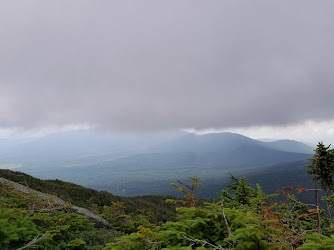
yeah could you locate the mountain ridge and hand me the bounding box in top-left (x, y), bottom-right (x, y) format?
top-left (0, 131), bottom-right (314, 198)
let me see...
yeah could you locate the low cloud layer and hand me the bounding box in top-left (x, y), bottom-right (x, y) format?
top-left (1, 1), bottom-right (334, 130)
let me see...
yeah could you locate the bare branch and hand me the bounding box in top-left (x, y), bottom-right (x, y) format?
top-left (220, 199), bottom-right (232, 237)
top-left (182, 235), bottom-right (227, 250)
top-left (16, 233), bottom-right (47, 250)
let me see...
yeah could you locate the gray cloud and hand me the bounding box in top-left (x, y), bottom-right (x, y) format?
top-left (0, 0), bottom-right (334, 130)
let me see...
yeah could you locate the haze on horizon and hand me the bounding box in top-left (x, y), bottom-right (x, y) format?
top-left (1, 1), bottom-right (334, 145)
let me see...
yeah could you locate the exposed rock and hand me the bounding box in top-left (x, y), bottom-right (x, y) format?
top-left (0, 177), bottom-right (113, 229)
top-left (71, 205), bottom-right (113, 229)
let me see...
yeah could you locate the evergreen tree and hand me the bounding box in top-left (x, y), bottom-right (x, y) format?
top-left (306, 142), bottom-right (334, 196)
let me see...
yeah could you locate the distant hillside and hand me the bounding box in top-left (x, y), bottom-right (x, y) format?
top-left (262, 139), bottom-right (314, 154)
top-left (0, 131), bottom-right (314, 198)
top-left (152, 132), bottom-right (314, 155)
top-left (0, 130), bottom-right (189, 168)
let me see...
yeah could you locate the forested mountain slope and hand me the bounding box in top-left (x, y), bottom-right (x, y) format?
top-left (0, 169), bottom-right (178, 223)
top-left (5, 132), bottom-right (313, 197)
top-left (2, 145), bottom-right (334, 250)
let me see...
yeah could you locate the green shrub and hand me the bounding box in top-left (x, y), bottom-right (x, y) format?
top-left (0, 208), bottom-right (39, 249)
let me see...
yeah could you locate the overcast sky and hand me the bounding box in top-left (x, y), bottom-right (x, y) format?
top-left (1, 1), bottom-right (334, 143)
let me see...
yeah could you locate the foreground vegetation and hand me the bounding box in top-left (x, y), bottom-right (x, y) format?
top-left (1, 142), bottom-right (334, 249)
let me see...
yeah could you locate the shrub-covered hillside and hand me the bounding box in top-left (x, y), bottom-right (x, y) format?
top-left (0, 169), bottom-right (178, 223)
top-left (1, 142), bottom-right (334, 249)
